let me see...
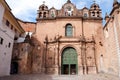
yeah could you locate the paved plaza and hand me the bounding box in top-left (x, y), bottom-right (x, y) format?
top-left (0, 73), bottom-right (119, 80)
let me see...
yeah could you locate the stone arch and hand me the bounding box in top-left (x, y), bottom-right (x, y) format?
top-left (60, 44), bottom-right (78, 56)
top-left (43, 12), bottom-right (47, 18)
top-left (39, 12), bottom-right (42, 18)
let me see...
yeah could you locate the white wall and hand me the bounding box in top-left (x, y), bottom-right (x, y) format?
top-left (0, 33), bottom-right (14, 76)
top-left (0, 3), bottom-right (4, 26)
top-left (0, 3), bottom-right (15, 76)
top-left (0, 24), bottom-right (15, 76)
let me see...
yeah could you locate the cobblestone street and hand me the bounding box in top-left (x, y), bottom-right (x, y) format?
top-left (0, 73), bottom-right (119, 80)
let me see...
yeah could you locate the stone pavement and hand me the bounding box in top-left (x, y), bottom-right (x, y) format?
top-left (0, 73), bottom-right (119, 80)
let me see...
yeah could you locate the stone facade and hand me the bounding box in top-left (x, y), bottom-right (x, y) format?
top-left (11, 43), bottom-right (32, 74)
top-left (35, 0), bottom-right (104, 75)
top-left (11, 35), bottom-right (46, 74)
top-left (103, 0), bottom-right (120, 76)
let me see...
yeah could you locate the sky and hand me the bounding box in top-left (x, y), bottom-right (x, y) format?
top-left (5, 0), bottom-right (120, 23)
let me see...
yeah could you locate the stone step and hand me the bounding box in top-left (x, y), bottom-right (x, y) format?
top-left (0, 73), bottom-right (119, 80)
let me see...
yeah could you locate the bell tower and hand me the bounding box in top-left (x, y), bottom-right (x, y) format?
top-left (36, 1), bottom-right (49, 20)
top-left (90, 1), bottom-right (102, 18)
top-left (113, 0), bottom-right (119, 8)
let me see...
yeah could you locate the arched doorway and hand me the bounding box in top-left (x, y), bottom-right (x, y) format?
top-left (61, 47), bottom-right (78, 75)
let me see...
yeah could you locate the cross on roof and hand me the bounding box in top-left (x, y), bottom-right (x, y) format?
top-left (67, 0), bottom-right (71, 3)
top-left (43, 1), bottom-right (45, 4)
top-left (93, 0), bottom-right (96, 3)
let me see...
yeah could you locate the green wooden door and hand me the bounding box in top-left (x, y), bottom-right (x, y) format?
top-left (61, 47), bottom-right (78, 75)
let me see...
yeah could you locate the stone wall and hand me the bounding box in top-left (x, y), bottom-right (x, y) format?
top-left (18, 19), bottom-right (36, 33)
top-left (103, 4), bottom-right (120, 76)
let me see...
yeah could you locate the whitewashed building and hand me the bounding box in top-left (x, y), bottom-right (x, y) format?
top-left (0, 0), bottom-right (24, 76)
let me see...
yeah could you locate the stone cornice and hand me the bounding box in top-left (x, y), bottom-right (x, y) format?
top-left (36, 16), bottom-right (103, 21)
top-left (44, 37), bottom-right (95, 44)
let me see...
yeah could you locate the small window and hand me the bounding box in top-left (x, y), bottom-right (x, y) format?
top-left (51, 11), bottom-right (55, 17)
top-left (67, 6), bottom-right (71, 11)
top-left (97, 11), bottom-right (99, 14)
top-left (0, 37), bottom-right (3, 44)
top-left (14, 37), bottom-right (18, 40)
top-left (65, 24), bottom-right (73, 37)
top-left (8, 42), bottom-right (11, 48)
top-left (92, 12), bottom-right (95, 16)
top-left (6, 20), bottom-right (10, 27)
top-left (106, 27), bottom-right (108, 31)
top-left (46, 6), bottom-right (48, 9)
top-left (42, 6), bottom-right (44, 10)
top-left (39, 12), bottom-right (42, 18)
top-left (43, 12), bottom-right (46, 18)
top-left (21, 48), bottom-right (24, 51)
top-left (104, 27), bottom-right (109, 38)
top-left (84, 13), bottom-right (87, 17)
top-left (94, 5), bottom-right (97, 10)
top-left (11, 25), bottom-right (13, 30)
top-left (97, 15), bottom-right (99, 17)
top-left (97, 12), bottom-right (100, 17)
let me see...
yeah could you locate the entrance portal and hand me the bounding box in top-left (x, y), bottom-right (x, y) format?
top-left (61, 47), bottom-right (78, 75)
top-left (10, 62), bottom-right (18, 74)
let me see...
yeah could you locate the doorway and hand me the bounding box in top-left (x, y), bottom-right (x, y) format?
top-left (70, 64), bottom-right (76, 74)
top-left (61, 47), bottom-right (78, 75)
top-left (10, 62), bottom-right (18, 74)
top-left (63, 65), bottom-right (69, 74)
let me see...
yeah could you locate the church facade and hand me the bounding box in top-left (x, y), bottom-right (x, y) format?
top-left (10, 0), bottom-right (120, 77)
top-left (35, 0), bottom-right (104, 75)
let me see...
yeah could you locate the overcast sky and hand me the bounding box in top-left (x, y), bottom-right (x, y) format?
top-left (5, 0), bottom-right (120, 23)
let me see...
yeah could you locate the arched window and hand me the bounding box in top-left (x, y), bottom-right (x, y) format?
top-left (43, 12), bottom-right (46, 18)
top-left (97, 11), bottom-right (99, 17)
top-left (51, 11), bottom-right (55, 17)
top-left (39, 12), bottom-right (42, 18)
top-left (84, 13), bottom-right (87, 17)
top-left (42, 6), bottom-right (44, 10)
top-left (65, 24), bottom-right (73, 37)
top-left (92, 11), bottom-right (95, 16)
top-left (67, 6), bottom-right (71, 11)
top-left (94, 5), bottom-right (97, 10)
